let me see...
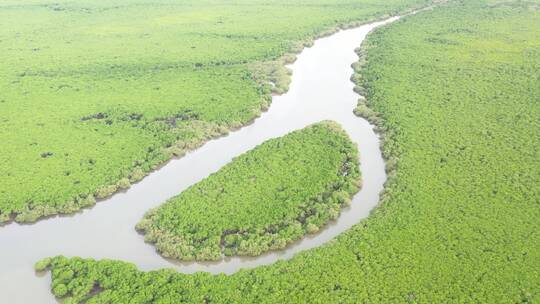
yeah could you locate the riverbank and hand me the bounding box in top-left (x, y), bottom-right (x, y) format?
top-left (0, 14), bottom-right (400, 303)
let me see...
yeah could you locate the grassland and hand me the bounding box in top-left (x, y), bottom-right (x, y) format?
top-left (37, 0), bottom-right (540, 302)
top-left (0, 0), bottom-right (432, 223)
top-left (136, 121), bottom-right (360, 261)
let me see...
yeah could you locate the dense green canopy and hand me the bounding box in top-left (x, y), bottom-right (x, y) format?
top-left (0, 0), bottom-right (430, 223)
top-left (38, 1), bottom-right (540, 303)
top-left (137, 121), bottom-right (361, 260)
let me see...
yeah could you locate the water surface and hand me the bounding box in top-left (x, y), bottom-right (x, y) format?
top-left (0, 16), bottom-right (399, 303)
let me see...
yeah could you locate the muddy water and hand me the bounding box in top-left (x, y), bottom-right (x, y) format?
top-left (0, 16), bottom-right (399, 303)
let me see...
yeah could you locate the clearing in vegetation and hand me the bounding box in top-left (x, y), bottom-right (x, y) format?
top-left (136, 121), bottom-right (361, 261)
top-left (38, 0), bottom-right (540, 303)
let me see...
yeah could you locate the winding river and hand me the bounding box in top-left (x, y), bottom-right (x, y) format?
top-left (0, 16), bottom-right (401, 303)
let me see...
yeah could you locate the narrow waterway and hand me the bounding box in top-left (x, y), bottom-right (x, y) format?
top-left (0, 16), bottom-right (400, 303)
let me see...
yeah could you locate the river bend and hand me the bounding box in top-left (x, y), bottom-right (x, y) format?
top-left (0, 16), bottom-right (400, 303)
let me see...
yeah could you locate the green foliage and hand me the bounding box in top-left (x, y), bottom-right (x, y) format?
top-left (40, 1), bottom-right (540, 303)
top-left (0, 0), bottom-right (432, 223)
top-left (137, 122), bottom-right (361, 261)
top-left (34, 257), bottom-right (52, 272)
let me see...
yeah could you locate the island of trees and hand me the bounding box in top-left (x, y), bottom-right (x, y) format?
top-left (136, 121), bottom-right (361, 261)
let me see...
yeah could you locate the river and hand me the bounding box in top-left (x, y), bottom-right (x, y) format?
top-left (0, 16), bottom-right (400, 303)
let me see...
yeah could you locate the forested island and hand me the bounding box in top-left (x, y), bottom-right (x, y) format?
top-left (136, 122), bottom-right (360, 261)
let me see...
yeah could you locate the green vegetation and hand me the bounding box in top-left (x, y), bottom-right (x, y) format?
top-left (0, 0), bottom-right (431, 223)
top-left (136, 122), bottom-right (361, 261)
top-left (38, 0), bottom-right (540, 302)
